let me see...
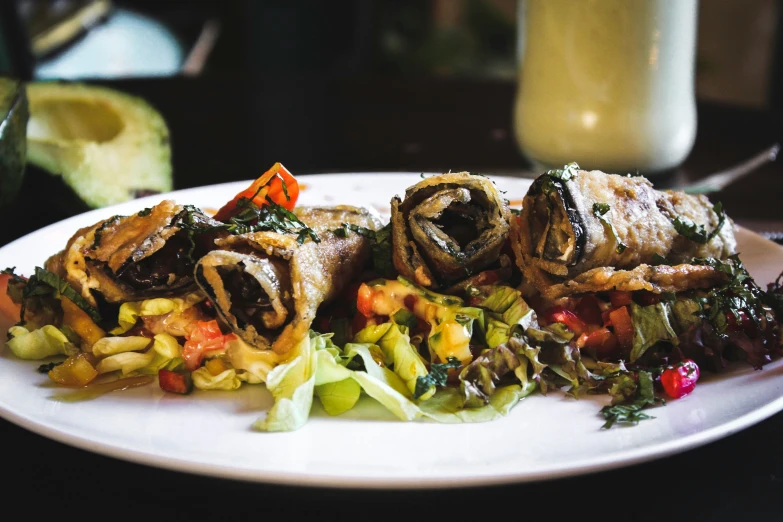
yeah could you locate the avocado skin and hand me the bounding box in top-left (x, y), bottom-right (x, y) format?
top-left (0, 78), bottom-right (29, 209)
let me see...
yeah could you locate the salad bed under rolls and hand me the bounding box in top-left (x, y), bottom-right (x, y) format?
top-left (195, 205), bottom-right (381, 354)
top-left (511, 165), bottom-right (737, 298)
top-left (391, 172), bottom-right (513, 292)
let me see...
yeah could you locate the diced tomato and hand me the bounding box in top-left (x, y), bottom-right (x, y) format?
top-left (608, 291), bottom-right (633, 308)
top-left (213, 162), bottom-right (299, 222)
top-left (471, 269), bottom-right (500, 286)
top-left (543, 305), bottom-right (587, 335)
top-left (158, 369), bottom-right (193, 395)
top-left (634, 290), bottom-right (662, 306)
top-left (182, 320), bottom-right (237, 371)
top-left (608, 306), bottom-right (634, 350)
top-left (0, 273), bottom-right (21, 334)
top-left (574, 295), bottom-right (603, 326)
top-left (660, 359), bottom-right (699, 398)
top-left (356, 283), bottom-right (375, 318)
top-left (583, 327), bottom-right (619, 356)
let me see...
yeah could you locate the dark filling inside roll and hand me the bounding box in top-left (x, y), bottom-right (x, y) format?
top-left (528, 176), bottom-right (586, 266)
top-left (215, 260), bottom-right (292, 335)
top-left (115, 234), bottom-right (194, 291)
top-left (409, 188), bottom-right (497, 283)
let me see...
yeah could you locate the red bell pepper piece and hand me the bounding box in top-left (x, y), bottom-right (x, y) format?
top-left (158, 369), bottom-right (193, 395)
top-left (213, 162), bottom-right (300, 222)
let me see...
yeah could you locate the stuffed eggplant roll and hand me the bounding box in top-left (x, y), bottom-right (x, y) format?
top-left (391, 172), bottom-right (513, 292)
top-left (511, 166), bottom-right (737, 297)
top-left (195, 206), bottom-right (381, 354)
top-left (44, 200), bottom-right (219, 306)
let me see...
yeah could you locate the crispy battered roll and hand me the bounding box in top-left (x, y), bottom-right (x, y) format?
top-left (512, 168), bottom-right (737, 297)
top-left (195, 206), bottom-right (382, 354)
top-left (44, 200), bottom-right (219, 305)
top-left (391, 172), bottom-right (512, 292)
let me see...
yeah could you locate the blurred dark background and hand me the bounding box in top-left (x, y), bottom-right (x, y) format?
top-left (0, 0), bottom-right (782, 238)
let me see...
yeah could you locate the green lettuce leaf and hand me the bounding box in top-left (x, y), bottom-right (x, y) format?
top-left (629, 302), bottom-right (678, 362)
top-left (192, 367), bottom-right (242, 390)
top-left (95, 333), bottom-right (181, 376)
top-left (110, 292), bottom-right (204, 334)
top-left (91, 336), bottom-right (152, 357)
top-left (5, 325), bottom-right (76, 359)
top-left (459, 344), bottom-right (520, 408)
top-left (355, 322), bottom-right (433, 400)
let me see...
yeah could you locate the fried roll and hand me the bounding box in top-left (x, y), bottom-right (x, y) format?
top-left (391, 172), bottom-right (512, 292)
top-left (44, 200), bottom-right (219, 305)
top-left (195, 206), bottom-right (382, 354)
top-left (512, 168), bottom-right (737, 297)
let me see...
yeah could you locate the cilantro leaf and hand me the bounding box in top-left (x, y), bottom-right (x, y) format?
top-left (592, 203), bottom-right (627, 254)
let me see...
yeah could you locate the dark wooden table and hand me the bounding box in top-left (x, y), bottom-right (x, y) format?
top-left (2, 76), bottom-right (783, 521)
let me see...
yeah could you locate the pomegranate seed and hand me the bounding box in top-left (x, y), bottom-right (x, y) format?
top-left (660, 359), bottom-right (700, 399)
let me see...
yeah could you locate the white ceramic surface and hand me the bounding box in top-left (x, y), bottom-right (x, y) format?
top-left (1, 173), bottom-right (782, 489)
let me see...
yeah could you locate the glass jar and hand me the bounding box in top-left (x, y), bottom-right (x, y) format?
top-left (513, 0), bottom-right (699, 174)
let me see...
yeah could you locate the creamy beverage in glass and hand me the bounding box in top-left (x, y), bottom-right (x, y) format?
top-left (514, 0), bottom-right (699, 174)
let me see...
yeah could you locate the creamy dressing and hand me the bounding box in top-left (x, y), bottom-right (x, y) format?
top-left (514, 0), bottom-right (698, 173)
top-left (367, 279), bottom-right (474, 364)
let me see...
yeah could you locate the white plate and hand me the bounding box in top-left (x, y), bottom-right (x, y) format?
top-left (1, 173), bottom-right (782, 489)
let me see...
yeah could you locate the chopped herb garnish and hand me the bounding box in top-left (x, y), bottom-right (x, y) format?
top-left (137, 208), bottom-right (152, 217)
top-left (651, 253), bottom-right (669, 266)
top-left (18, 267), bottom-right (102, 324)
top-left (91, 215), bottom-right (124, 249)
top-left (546, 162), bottom-right (580, 182)
top-left (672, 202), bottom-right (725, 244)
top-left (692, 254), bottom-right (767, 333)
top-left (414, 356), bottom-right (461, 399)
top-left (332, 223), bottom-right (376, 239)
top-left (592, 203), bottom-right (627, 254)
top-left (600, 371), bottom-right (664, 428)
top-left (37, 361), bottom-right (62, 373)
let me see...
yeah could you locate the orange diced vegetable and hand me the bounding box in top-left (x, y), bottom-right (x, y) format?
top-left (61, 297), bottom-right (105, 346)
top-left (205, 358), bottom-right (228, 376)
top-left (49, 353), bottom-right (98, 386)
top-left (608, 306), bottom-right (634, 351)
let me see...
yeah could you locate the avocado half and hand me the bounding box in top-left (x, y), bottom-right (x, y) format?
top-left (25, 81), bottom-right (172, 208)
top-left (0, 78), bottom-right (29, 209)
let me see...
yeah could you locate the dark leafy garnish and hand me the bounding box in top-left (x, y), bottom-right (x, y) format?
top-left (546, 162), bottom-right (580, 182)
top-left (600, 371), bottom-right (664, 429)
top-left (91, 215), bottom-right (124, 249)
top-left (37, 361), bottom-right (62, 373)
top-left (332, 222), bottom-right (377, 240)
top-left (693, 255), bottom-right (767, 334)
top-left (672, 202), bottom-right (725, 244)
top-left (414, 356), bottom-right (461, 399)
top-left (651, 253), bottom-right (669, 266)
top-left (137, 207), bottom-right (152, 217)
top-left (592, 202), bottom-right (627, 254)
top-left (23, 267), bottom-right (102, 324)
